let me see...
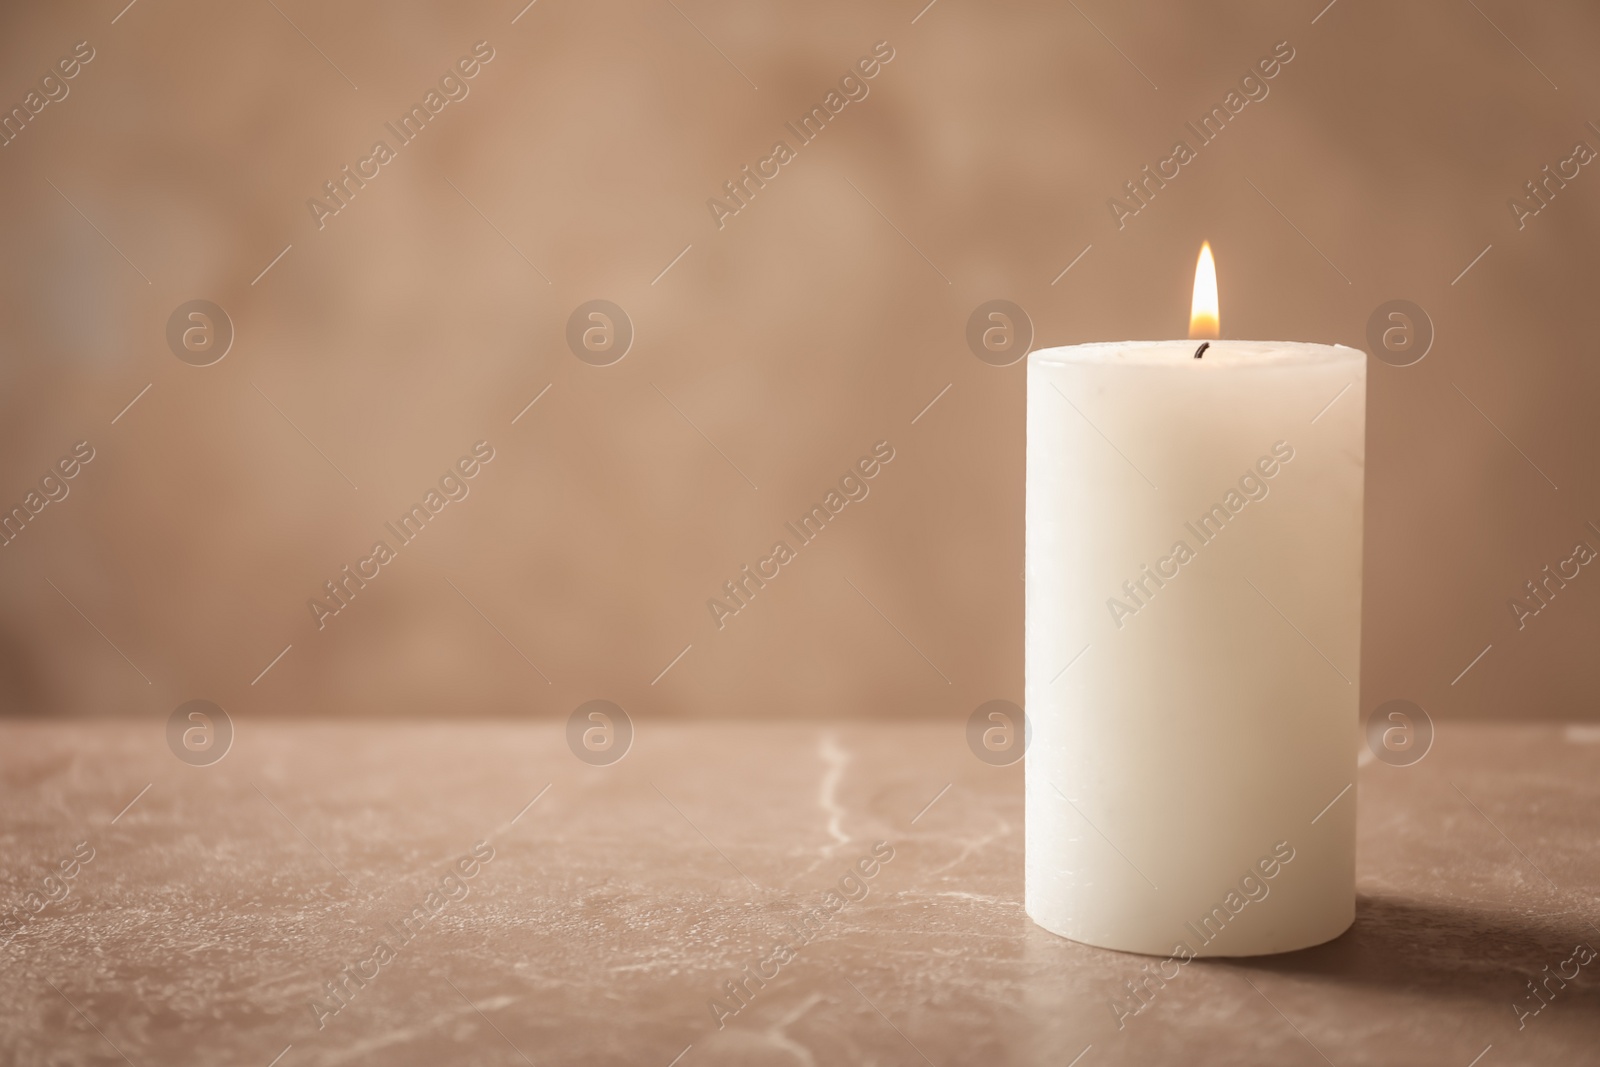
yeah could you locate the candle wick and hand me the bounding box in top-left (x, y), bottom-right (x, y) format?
top-left (1193, 342), bottom-right (1210, 360)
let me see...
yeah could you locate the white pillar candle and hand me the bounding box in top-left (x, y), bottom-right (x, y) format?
top-left (1025, 335), bottom-right (1366, 957)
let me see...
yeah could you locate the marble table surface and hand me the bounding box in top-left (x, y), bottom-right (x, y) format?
top-left (2, 720), bottom-right (1597, 1067)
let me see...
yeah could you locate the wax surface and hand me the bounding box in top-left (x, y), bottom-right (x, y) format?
top-left (1025, 340), bottom-right (1366, 956)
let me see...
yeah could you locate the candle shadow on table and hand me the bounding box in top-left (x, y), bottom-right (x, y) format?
top-left (1214, 894), bottom-right (1600, 1014)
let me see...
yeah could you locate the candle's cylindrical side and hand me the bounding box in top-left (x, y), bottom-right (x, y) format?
top-left (1025, 341), bottom-right (1365, 957)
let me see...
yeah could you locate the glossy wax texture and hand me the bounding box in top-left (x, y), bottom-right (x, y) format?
top-left (1025, 340), bottom-right (1366, 957)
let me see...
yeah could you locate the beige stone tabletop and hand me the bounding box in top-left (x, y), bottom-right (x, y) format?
top-left (1, 720), bottom-right (1596, 1066)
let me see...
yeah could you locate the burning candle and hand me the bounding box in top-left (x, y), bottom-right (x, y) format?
top-left (1024, 245), bottom-right (1366, 956)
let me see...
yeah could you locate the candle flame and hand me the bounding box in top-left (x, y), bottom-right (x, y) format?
top-left (1189, 241), bottom-right (1219, 340)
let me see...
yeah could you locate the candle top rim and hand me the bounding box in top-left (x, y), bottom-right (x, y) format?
top-left (1029, 340), bottom-right (1364, 367)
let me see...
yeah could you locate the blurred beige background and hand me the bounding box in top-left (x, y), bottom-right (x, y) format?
top-left (0, 0), bottom-right (1596, 722)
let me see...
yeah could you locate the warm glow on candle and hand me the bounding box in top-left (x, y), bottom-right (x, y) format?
top-left (1189, 241), bottom-right (1219, 340)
